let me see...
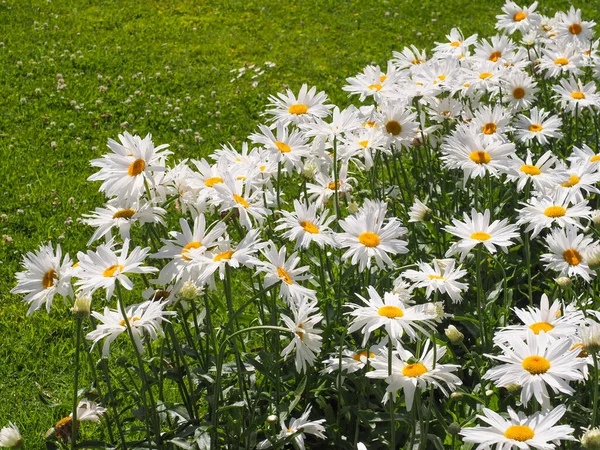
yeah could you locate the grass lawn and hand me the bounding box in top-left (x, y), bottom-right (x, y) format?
top-left (1, 0), bottom-right (599, 446)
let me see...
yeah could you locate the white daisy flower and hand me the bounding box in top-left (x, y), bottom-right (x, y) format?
top-left (275, 200), bottom-right (335, 249)
top-left (553, 77), bottom-right (600, 115)
top-left (568, 143), bottom-right (600, 168)
top-left (11, 242), bottom-right (73, 315)
top-left (483, 331), bottom-right (586, 408)
top-left (516, 190), bottom-right (591, 238)
top-left (346, 286), bottom-right (440, 346)
top-left (495, 1), bottom-right (542, 35)
top-left (257, 406), bottom-right (326, 450)
top-left (403, 259), bottom-right (468, 303)
top-left (343, 62), bottom-right (403, 101)
top-left (392, 44), bottom-right (427, 69)
top-left (555, 6), bottom-right (596, 46)
top-left (540, 225), bottom-right (596, 281)
top-left (553, 160), bottom-right (600, 203)
top-left (507, 150), bottom-right (564, 193)
top-left (514, 107), bottom-right (563, 145)
top-left (502, 70), bottom-right (539, 110)
top-left (377, 101), bottom-right (419, 149)
top-left (433, 27), bottom-right (478, 56)
top-left (320, 339), bottom-right (387, 375)
top-left (472, 104), bottom-right (511, 142)
top-left (75, 239), bottom-right (157, 300)
top-left (72, 400), bottom-right (107, 424)
top-left (211, 174), bottom-right (270, 230)
top-left (444, 209), bottom-right (520, 261)
top-left (281, 298), bottom-right (323, 374)
top-left (265, 84), bottom-right (333, 125)
top-left (0, 422), bottom-right (23, 448)
top-left (366, 340), bottom-right (461, 409)
top-left (408, 197), bottom-right (431, 223)
top-left (538, 43), bottom-right (584, 78)
top-left (86, 300), bottom-right (175, 357)
top-left (460, 405), bottom-right (575, 449)
top-left (249, 122), bottom-right (310, 174)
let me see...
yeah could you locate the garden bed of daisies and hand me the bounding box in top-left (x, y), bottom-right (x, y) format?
top-left (5, 1), bottom-right (600, 449)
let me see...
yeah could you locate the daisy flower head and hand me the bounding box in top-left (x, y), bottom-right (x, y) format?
top-left (555, 6), bottom-right (596, 46)
top-left (541, 225), bottom-right (596, 282)
top-left (516, 190), bottom-right (591, 238)
top-left (473, 34), bottom-right (517, 64)
top-left (377, 101), bottom-right (419, 150)
top-left (433, 27), bottom-right (478, 57)
top-left (305, 165), bottom-right (355, 206)
top-left (554, 160), bottom-right (600, 203)
top-left (402, 259), bottom-right (468, 303)
top-left (494, 293), bottom-right (583, 343)
top-left (342, 61), bottom-right (403, 101)
top-left (441, 126), bottom-right (515, 184)
top-left (391, 44), bottom-right (427, 70)
top-left (265, 84), bottom-right (333, 126)
top-left (257, 406), bottom-right (326, 450)
top-left (408, 196), bottom-right (431, 223)
top-left (496, 1), bottom-right (542, 35)
top-left (445, 209), bottom-right (520, 261)
top-left (337, 201), bottom-right (408, 272)
top-left (11, 242), bottom-right (73, 315)
top-left (472, 104), bottom-right (512, 143)
top-left (88, 132), bottom-right (172, 201)
top-left (568, 143), bottom-right (600, 168)
top-left (249, 122), bottom-right (310, 174)
top-left (275, 200), bottom-right (335, 250)
top-left (553, 77), bottom-right (600, 115)
top-left (538, 43), bottom-right (584, 79)
top-left (460, 405), bottom-right (575, 449)
top-left (257, 243), bottom-right (317, 305)
top-left (366, 340), bottom-right (461, 409)
top-left (502, 70), bottom-right (539, 110)
top-left (0, 422), bottom-right (23, 448)
top-left (75, 239), bottom-right (157, 300)
top-left (346, 286), bottom-right (440, 346)
top-left (483, 330), bottom-right (586, 408)
top-left (514, 107), bottom-right (563, 145)
top-left (320, 339), bottom-right (387, 375)
top-left (281, 298), bottom-right (323, 374)
top-left (86, 299), bottom-right (175, 357)
top-left (508, 150), bottom-right (564, 193)
top-left (72, 400), bottom-right (107, 424)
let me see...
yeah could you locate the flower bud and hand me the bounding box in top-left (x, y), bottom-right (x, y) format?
top-left (448, 422), bottom-right (461, 435)
top-left (445, 325), bottom-right (464, 345)
top-left (592, 210), bottom-right (600, 226)
top-left (302, 161), bottom-right (318, 180)
top-left (582, 427), bottom-right (600, 449)
top-left (266, 415), bottom-right (278, 423)
top-left (585, 245), bottom-right (600, 271)
top-left (0, 423), bottom-right (23, 448)
top-left (347, 201), bottom-right (360, 214)
top-left (580, 320), bottom-right (600, 354)
top-left (71, 295), bottom-right (92, 317)
top-left (555, 277), bottom-right (572, 289)
top-left (179, 281), bottom-right (202, 300)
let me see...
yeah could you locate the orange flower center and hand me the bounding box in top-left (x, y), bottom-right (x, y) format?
top-left (504, 425), bottom-right (534, 441)
top-left (378, 305), bottom-right (404, 318)
top-left (561, 175), bottom-right (580, 187)
top-left (529, 321), bottom-right (554, 334)
top-left (479, 72), bottom-right (493, 79)
top-left (385, 120), bottom-right (402, 136)
top-left (520, 164), bottom-right (541, 175)
top-left (42, 269), bottom-right (57, 288)
top-left (469, 151), bottom-right (491, 164)
top-left (182, 241), bottom-right (202, 261)
top-left (569, 23), bottom-right (583, 35)
top-left (482, 123), bottom-right (497, 135)
top-left (214, 250), bottom-right (234, 262)
top-left (205, 176), bottom-right (224, 187)
top-left (571, 91), bottom-right (586, 100)
top-left (277, 267), bottom-right (293, 284)
top-left (521, 355), bottom-right (550, 374)
top-left (352, 351), bottom-right (375, 361)
top-left (368, 84), bottom-right (383, 91)
top-left (112, 208), bottom-right (136, 219)
top-left (528, 124), bottom-right (543, 132)
top-left (288, 103), bottom-right (308, 115)
top-left (300, 221), bottom-right (319, 234)
top-left (128, 159), bottom-right (145, 176)
top-left (358, 231), bottom-right (380, 247)
top-left (554, 57), bottom-right (569, 66)
top-left (513, 11), bottom-right (527, 22)
top-left (489, 51), bottom-right (502, 62)
top-left (470, 232), bottom-right (491, 241)
top-left (233, 194), bottom-right (249, 208)
top-left (512, 87), bottom-right (526, 99)
top-left (103, 264), bottom-right (124, 277)
top-left (275, 141), bottom-right (291, 153)
top-left (402, 362), bottom-right (427, 377)
top-left (563, 248), bottom-right (582, 266)
top-left (543, 206), bottom-right (566, 218)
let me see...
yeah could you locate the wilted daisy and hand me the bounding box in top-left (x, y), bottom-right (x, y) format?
top-left (257, 406), bottom-right (326, 450)
top-left (460, 405), bottom-right (575, 449)
top-left (347, 286), bottom-right (440, 346)
top-left (75, 239), bottom-right (157, 300)
top-left (403, 259), bottom-right (468, 303)
top-left (445, 209), bottom-right (520, 260)
top-left (483, 331), bottom-right (586, 408)
top-left (0, 422), bottom-right (23, 448)
top-left (517, 190), bottom-right (591, 238)
top-left (86, 299), bottom-right (175, 357)
top-left (281, 298), bottom-right (323, 373)
top-left (494, 294), bottom-right (583, 343)
top-left (514, 107), bottom-right (563, 145)
top-left (540, 225), bottom-right (596, 282)
top-left (88, 132), bottom-right (172, 201)
top-left (275, 200), bottom-right (335, 249)
top-left (265, 84), bottom-right (333, 125)
top-left (11, 242), bottom-right (73, 315)
top-left (366, 340), bottom-right (461, 409)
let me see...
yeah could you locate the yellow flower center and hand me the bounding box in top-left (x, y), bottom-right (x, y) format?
top-left (470, 232), bottom-right (491, 241)
top-left (520, 164), bottom-right (541, 175)
top-left (450, 41), bottom-right (462, 47)
top-left (513, 11), bottom-right (527, 22)
top-left (479, 72), bottom-right (493, 79)
top-left (128, 159), bottom-right (145, 176)
top-left (275, 141), bottom-right (291, 153)
top-left (469, 151), bottom-right (491, 164)
top-left (288, 103), bottom-right (308, 115)
top-left (363, 121), bottom-right (377, 128)
top-left (112, 208), bottom-right (136, 219)
top-left (233, 194), bottom-right (249, 208)
top-left (489, 51), bottom-right (502, 62)
top-left (428, 275), bottom-right (445, 280)
top-left (554, 57), bottom-right (569, 66)
top-left (358, 231), bottom-right (380, 247)
top-left (378, 305), bottom-right (404, 318)
top-left (563, 248), bottom-right (582, 266)
top-left (277, 267), bottom-right (293, 284)
top-left (438, 74), bottom-right (447, 81)
top-left (591, 155), bottom-right (600, 162)
top-left (504, 425), bottom-right (534, 441)
top-left (327, 180), bottom-right (341, 190)
top-left (119, 316), bottom-right (141, 327)
top-left (368, 84), bottom-right (383, 91)
top-left (380, 75), bottom-right (387, 82)
top-left (42, 269), bottom-right (57, 289)
top-left (561, 175), bottom-right (580, 187)
top-left (204, 176), bottom-right (224, 187)
top-left (543, 206), bottom-right (566, 218)
top-left (522, 355), bottom-right (550, 374)
top-left (529, 321), bottom-right (554, 334)
top-left (358, 140), bottom-right (369, 148)
top-left (352, 351), bottom-right (376, 361)
top-left (181, 241), bottom-right (202, 261)
top-left (513, 87), bottom-right (526, 99)
top-left (569, 23), bottom-right (583, 35)
top-left (103, 264), bottom-right (124, 277)
top-left (385, 120), bottom-right (402, 136)
top-left (528, 123), bottom-right (543, 132)
top-left (571, 342), bottom-right (589, 358)
top-left (412, 59), bottom-right (424, 65)
top-left (571, 91), bottom-right (586, 100)
top-left (214, 250), bottom-right (234, 262)
top-left (482, 123), bottom-right (497, 135)
top-left (402, 362), bottom-right (428, 378)
top-left (300, 221), bottom-right (319, 234)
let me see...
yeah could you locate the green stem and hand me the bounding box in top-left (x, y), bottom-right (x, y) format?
top-left (388, 343), bottom-right (395, 449)
top-left (71, 316), bottom-right (83, 449)
top-left (593, 352), bottom-right (599, 426)
top-left (475, 246), bottom-right (487, 352)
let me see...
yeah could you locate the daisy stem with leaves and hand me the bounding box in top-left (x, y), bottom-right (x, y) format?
top-left (70, 314), bottom-right (83, 450)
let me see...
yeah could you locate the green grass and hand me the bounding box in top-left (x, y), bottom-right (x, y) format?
top-left (2, 0), bottom-right (600, 446)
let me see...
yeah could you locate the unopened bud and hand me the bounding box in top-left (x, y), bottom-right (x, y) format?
top-left (71, 295), bottom-right (92, 317)
top-left (448, 422), bottom-right (461, 435)
top-left (582, 427), bottom-right (600, 449)
top-left (445, 325), bottom-right (464, 345)
top-left (592, 211), bottom-right (600, 226)
top-left (347, 201), bottom-right (360, 214)
top-left (555, 277), bottom-right (572, 289)
top-left (266, 415), bottom-right (277, 423)
top-left (505, 383), bottom-right (521, 393)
